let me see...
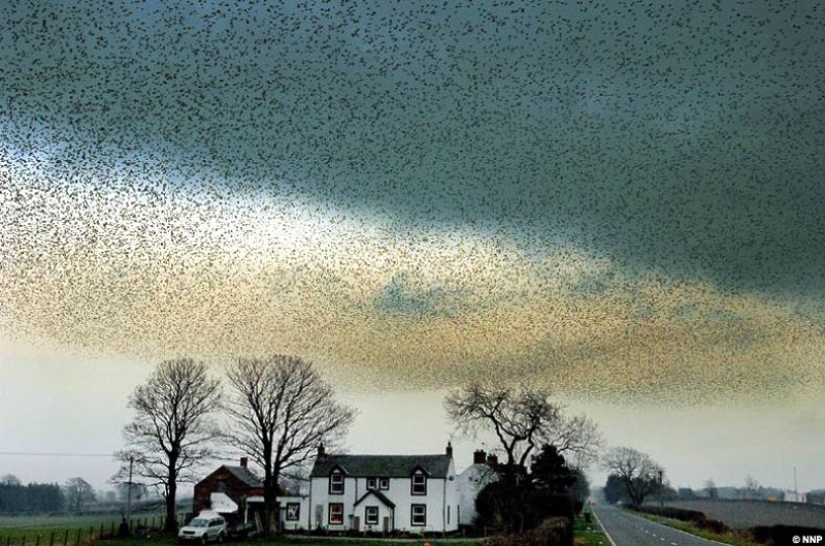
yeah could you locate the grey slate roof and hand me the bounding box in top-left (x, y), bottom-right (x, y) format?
top-left (354, 489), bottom-right (396, 508)
top-left (224, 465), bottom-right (263, 487)
top-left (310, 454), bottom-right (452, 478)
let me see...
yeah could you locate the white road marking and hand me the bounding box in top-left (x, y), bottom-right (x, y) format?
top-left (591, 510), bottom-right (619, 546)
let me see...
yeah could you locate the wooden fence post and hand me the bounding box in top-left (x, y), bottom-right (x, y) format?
top-left (49, 532), bottom-right (54, 546)
top-left (35, 535), bottom-right (40, 546)
top-left (62, 529), bottom-right (68, 546)
top-left (20, 536), bottom-right (25, 546)
top-left (74, 528), bottom-right (80, 546)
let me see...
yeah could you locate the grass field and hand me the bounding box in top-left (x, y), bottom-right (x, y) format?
top-left (0, 513), bottom-right (178, 546)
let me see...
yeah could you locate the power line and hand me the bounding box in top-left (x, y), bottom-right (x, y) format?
top-left (0, 451), bottom-right (116, 458)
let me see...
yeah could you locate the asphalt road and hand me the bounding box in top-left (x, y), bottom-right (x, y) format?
top-left (592, 504), bottom-right (721, 546)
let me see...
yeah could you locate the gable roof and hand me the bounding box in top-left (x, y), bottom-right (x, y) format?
top-left (354, 489), bottom-right (396, 508)
top-left (310, 454), bottom-right (453, 478)
top-left (223, 466), bottom-right (263, 488)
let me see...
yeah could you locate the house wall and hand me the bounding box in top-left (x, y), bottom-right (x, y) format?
top-left (277, 495), bottom-right (309, 531)
top-left (457, 464), bottom-right (496, 526)
top-left (309, 461), bottom-right (459, 533)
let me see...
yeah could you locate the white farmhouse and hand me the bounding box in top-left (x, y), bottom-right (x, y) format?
top-left (300, 442), bottom-right (461, 534)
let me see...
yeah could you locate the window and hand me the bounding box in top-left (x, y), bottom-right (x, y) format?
top-left (411, 504), bottom-right (426, 526)
top-left (411, 472), bottom-right (427, 495)
top-left (286, 503), bottom-right (300, 521)
top-left (329, 503), bottom-right (344, 525)
top-left (367, 477), bottom-right (377, 489)
top-left (365, 506), bottom-right (379, 525)
top-left (447, 505), bottom-right (450, 525)
top-left (379, 478), bottom-right (390, 490)
top-left (330, 471), bottom-right (344, 494)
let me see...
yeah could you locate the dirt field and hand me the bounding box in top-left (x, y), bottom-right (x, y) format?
top-left (664, 499), bottom-right (825, 530)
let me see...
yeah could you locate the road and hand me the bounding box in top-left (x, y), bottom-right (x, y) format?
top-left (592, 504), bottom-right (722, 546)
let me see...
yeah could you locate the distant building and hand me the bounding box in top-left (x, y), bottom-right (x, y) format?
top-left (784, 490), bottom-right (807, 503)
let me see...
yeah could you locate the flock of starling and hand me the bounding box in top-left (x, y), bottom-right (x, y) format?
top-left (2, 0), bottom-right (824, 403)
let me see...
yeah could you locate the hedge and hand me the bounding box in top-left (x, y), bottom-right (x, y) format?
top-left (750, 524), bottom-right (825, 545)
top-left (631, 505), bottom-right (730, 534)
top-left (479, 517), bottom-right (573, 546)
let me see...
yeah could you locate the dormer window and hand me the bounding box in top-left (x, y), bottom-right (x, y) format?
top-left (411, 471), bottom-right (427, 495)
top-left (330, 470), bottom-right (344, 494)
top-left (367, 477), bottom-right (377, 489)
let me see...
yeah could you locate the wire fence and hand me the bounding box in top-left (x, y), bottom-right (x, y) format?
top-left (0, 514), bottom-right (188, 546)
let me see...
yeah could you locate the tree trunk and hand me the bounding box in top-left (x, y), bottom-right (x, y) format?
top-left (263, 475), bottom-right (276, 536)
top-left (165, 464), bottom-right (178, 533)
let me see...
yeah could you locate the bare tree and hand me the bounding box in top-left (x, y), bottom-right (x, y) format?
top-left (705, 479), bottom-right (718, 499)
top-left (744, 475), bottom-right (761, 500)
top-left (444, 382), bottom-right (602, 473)
top-left (226, 355), bottom-right (355, 535)
top-left (64, 477), bottom-right (96, 512)
top-left (0, 474), bottom-right (21, 486)
top-left (113, 359), bottom-right (222, 532)
top-left (601, 447), bottom-right (663, 506)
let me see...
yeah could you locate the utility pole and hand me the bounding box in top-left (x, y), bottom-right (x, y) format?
top-left (127, 455), bottom-right (134, 518)
top-left (659, 469), bottom-right (664, 509)
top-left (794, 466), bottom-right (798, 502)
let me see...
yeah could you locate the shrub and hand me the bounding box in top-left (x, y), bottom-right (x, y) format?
top-left (478, 517), bottom-right (572, 546)
top-left (474, 480), bottom-right (575, 534)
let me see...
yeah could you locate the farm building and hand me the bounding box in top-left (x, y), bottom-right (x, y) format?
top-left (302, 442), bottom-right (463, 533)
top-left (192, 457), bottom-right (269, 529)
top-left (193, 446), bottom-right (497, 533)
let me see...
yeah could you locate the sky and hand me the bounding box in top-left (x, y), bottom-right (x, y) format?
top-left (1, 0), bottom-right (825, 494)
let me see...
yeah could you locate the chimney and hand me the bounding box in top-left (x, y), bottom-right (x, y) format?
top-left (473, 450), bottom-right (487, 465)
top-left (240, 457), bottom-right (248, 468)
top-left (317, 443), bottom-right (325, 457)
top-left (486, 454), bottom-right (498, 466)
top-left (446, 441), bottom-right (453, 457)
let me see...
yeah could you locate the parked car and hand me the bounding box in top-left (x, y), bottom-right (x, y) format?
top-left (178, 513), bottom-right (227, 544)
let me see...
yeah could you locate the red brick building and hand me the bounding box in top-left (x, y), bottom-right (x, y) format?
top-left (193, 457), bottom-right (265, 521)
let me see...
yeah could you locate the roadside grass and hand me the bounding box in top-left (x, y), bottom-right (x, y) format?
top-left (631, 512), bottom-right (762, 546)
top-left (573, 515), bottom-right (610, 546)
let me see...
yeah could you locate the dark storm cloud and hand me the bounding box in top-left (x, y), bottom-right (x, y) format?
top-left (2, 0), bottom-right (824, 294)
